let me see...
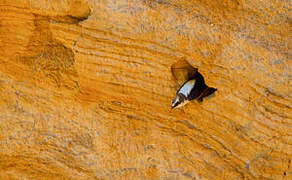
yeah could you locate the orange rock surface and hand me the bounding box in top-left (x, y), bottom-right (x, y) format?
top-left (0, 0), bottom-right (291, 179)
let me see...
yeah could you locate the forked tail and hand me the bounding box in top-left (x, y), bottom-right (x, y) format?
top-left (197, 87), bottom-right (217, 102)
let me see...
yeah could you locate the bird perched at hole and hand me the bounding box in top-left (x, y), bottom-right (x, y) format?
top-left (171, 59), bottom-right (217, 109)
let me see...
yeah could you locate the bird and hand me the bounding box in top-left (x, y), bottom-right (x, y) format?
top-left (171, 59), bottom-right (217, 109)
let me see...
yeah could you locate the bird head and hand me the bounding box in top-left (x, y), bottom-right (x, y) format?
top-left (171, 93), bottom-right (188, 109)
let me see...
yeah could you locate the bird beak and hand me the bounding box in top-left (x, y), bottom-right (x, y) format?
top-left (171, 104), bottom-right (177, 109)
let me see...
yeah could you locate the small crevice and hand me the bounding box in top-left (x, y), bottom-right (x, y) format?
top-left (50, 13), bottom-right (90, 24)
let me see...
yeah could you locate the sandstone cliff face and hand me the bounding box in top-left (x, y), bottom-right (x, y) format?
top-left (0, 0), bottom-right (291, 179)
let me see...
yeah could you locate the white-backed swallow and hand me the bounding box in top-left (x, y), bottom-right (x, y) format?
top-left (171, 59), bottom-right (217, 109)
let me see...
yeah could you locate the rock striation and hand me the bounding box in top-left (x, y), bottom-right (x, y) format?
top-left (0, 0), bottom-right (291, 179)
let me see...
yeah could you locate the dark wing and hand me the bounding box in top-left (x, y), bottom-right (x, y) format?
top-left (197, 87), bottom-right (217, 102)
top-left (188, 71), bottom-right (217, 102)
top-left (171, 59), bottom-right (198, 87)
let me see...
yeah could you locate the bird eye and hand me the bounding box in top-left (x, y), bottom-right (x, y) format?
top-left (172, 97), bottom-right (178, 104)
